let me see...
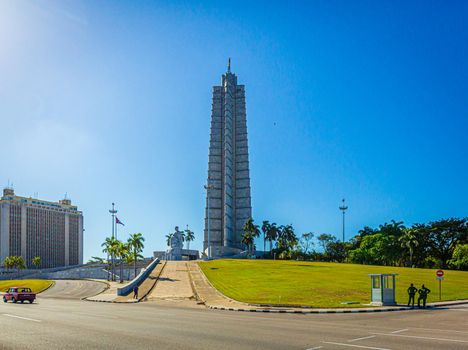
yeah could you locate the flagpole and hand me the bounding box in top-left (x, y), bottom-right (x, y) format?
top-left (108, 203), bottom-right (118, 281)
top-left (109, 203), bottom-right (118, 239)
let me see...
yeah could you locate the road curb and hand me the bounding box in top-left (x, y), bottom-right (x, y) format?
top-left (83, 298), bottom-right (138, 304)
top-left (208, 301), bottom-right (468, 314)
top-left (38, 280), bottom-right (56, 294)
top-left (207, 305), bottom-right (412, 314)
top-left (428, 300), bottom-right (468, 307)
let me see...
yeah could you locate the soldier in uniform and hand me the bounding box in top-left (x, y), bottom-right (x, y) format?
top-left (407, 283), bottom-right (418, 307)
top-left (417, 284), bottom-right (431, 308)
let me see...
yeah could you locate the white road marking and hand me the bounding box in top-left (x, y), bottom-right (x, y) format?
top-left (448, 308), bottom-right (468, 312)
top-left (322, 342), bottom-right (391, 350)
top-left (305, 347), bottom-right (323, 350)
top-left (390, 329), bottom-right (408, 334)
top-left (410, 326), bottom-right (468, 335)
top-left (348, 335), bottom-right (376, 342)
top-left (2, 314), bottom-right (42, 323)
top-left (370, 332), bottom-right (468, 343)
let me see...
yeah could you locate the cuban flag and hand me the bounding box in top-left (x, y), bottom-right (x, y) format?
top-left (116, 217), bottom-right (125, 226)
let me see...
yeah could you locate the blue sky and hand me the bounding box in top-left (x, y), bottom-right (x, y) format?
top-left (0, 0), bottom-right (467, 260)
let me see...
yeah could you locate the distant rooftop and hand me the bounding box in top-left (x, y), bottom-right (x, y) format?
top-left (1, 187), bottom-right (81, 213)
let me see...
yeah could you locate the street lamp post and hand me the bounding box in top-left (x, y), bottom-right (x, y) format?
top-left (339, 198), bottom-right (348, 242)
top-left (204, 181), bottom-right (215, 259)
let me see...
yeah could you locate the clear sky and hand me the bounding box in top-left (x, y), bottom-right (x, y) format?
top-left (1, 0), bottom-right (467, 260)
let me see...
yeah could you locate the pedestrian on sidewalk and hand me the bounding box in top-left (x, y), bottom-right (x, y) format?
top-left (407, 283), bottom-right (417, 308)
top-left (133, 285), bottom-right (139, 300)
top-left (417, 284), bottom-right (431, 308)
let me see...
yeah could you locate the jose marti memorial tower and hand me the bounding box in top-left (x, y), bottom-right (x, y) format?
top-left (204, 60), bottom-right (252, 257)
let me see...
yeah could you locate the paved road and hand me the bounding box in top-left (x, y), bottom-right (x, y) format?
top-left (39, 280), bottom-right (107, 300)
top-left (0, 295), bottom-right (467, 349)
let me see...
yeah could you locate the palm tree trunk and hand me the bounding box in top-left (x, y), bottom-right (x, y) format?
top-left (112, 254), bottom-right (116, 281)
top-left (120, 260), bottom-right (123, 283)
top-left (263, 233), bottom-right (266, 258)
top-left (106, 253), bottom-right (110, 281)
top-left (134, 250), bottom-right (137, 279)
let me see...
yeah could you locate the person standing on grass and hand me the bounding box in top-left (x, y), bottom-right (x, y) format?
top-left (133, 285), bottom-right (139, 300)
top-left (407, 283), bottom-right (418, 308)
top-left (417, 284), bottom-right (431, 308)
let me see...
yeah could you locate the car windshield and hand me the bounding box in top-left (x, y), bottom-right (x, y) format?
top-left (19, 288), bottom-right (32, 293)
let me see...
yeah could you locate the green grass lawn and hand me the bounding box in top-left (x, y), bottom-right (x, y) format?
top-left (199, 260), bottom-right (468, 308)
top-left (0, 280), bottom-right (54, 293)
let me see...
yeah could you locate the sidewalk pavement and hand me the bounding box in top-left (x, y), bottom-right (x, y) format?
top-left (147, 261), bottom-right (194, 301)
top-left (188, 261), bottom-right (468, 314)
top-left (85, 281), bottom-right (122, 302)
top-left (85, 261), bottom-right (166, 303)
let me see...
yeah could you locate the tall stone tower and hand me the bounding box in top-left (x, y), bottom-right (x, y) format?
top-left (204, 60), bottom-right (252, 257)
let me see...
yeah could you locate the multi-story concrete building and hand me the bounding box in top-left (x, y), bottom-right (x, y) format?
top-left (0, 188), bottom-right (83, 268)
top-left (204, 61), bottom-right (252, 257)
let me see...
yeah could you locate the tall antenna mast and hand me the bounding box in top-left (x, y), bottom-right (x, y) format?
top-left (339, 198), bottom-right (348, 242)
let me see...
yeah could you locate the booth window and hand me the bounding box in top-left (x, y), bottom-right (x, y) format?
top-left (372, 276), bottom-right (380, 288)
top-left (382, 276), bottom-right (393, 289)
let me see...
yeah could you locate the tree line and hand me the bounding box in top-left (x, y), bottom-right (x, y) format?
top-left (1, 256), bottom-right (41, 274)
top-left (101, 232), bottom-right (145, 282)
top-left (242, 217), bottom-right (468, 270)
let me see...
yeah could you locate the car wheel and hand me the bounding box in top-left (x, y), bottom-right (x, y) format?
top-left (29, 300), bottom-right (34, 304)
top-left (12, 298), bottom-right (17, 303)
top-left (3, 297), bottom-right (6, 303)
top-left (21, 300), bottom-right (24, 304)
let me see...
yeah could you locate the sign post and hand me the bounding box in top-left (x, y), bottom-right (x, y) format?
top-left (436, 270), bottom-right (444, 301)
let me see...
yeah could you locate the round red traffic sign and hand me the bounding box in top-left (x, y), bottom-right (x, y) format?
top-left (436, 269), bottom-right (444, 277)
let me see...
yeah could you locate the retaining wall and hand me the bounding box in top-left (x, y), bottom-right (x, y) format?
top-left (117, 258), bottom-right (160, 296)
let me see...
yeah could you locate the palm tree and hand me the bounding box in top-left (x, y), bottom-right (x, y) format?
top-left (3, 256), bottom-right (13, 275)
top-left (261, 221), bottom-right (271, 257)
top-left (184, 227), bottom-right (195, 250)
top-left (241, 232), bottom-right (254, 255)
top-left (127, 233), bottom-right (145, 279)
top-left (399, 228), bottom-right (419, 267)
top-left (278, 225), bottom-right (297, 252)
top-left (12, 256), bottom-right (26, 277)
top-left (88, 256), bottom-right (105, 264)
top-left (243, 218), bottom-right (260, 255)
top-left (32, 256), bottom-right (41, 270)
top-left (101, 237), bottom-right (115, 281)
top-left (108, 239), bottom-right (121, 281)
top-left (116, 241), bottom-right (129, 283)
top-left (125, 253), bottom-right (135, 280)
top-left (266, 223), bottom-right (279, 254)
top-left (102, 237), bottom-right (120, 281)
top-left (166, 233), bottom-right (174, 247)
top-left (3, 256), bottom-right (10, 269)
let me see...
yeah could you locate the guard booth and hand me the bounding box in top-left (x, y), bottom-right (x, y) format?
top-left (369, 274), bottom-right (398, 306)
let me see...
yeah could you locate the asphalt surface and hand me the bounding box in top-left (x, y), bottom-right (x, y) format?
top-left (0, 289), bottom-right (467, 350)
top-left (40, 280), bottom-right (107, 299)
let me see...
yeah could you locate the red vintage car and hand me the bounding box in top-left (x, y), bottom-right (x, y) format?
top-left (2, 287), bottom-right (36, 304)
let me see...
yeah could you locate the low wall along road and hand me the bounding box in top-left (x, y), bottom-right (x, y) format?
top-left (117, 258), bottom-right (160, 296)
